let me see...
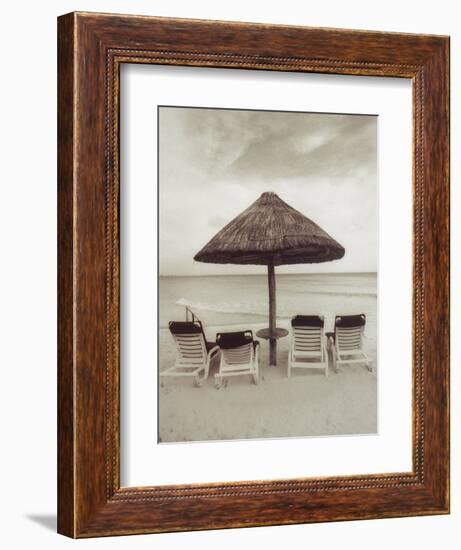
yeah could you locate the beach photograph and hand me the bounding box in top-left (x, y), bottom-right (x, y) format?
top-left (158, 106), bottom-right (377, 443)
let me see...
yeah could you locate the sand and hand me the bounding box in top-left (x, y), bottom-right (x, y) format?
top-left (158, 320), bottom-right (377, 443)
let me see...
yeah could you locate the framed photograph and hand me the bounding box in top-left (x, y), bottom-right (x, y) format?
top-left (58, 12), bottom-right (450, 537)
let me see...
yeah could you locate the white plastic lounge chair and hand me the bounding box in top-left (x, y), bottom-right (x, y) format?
top-left (288, 315), bottom-right (328, 377)
top-left (160, 321), bottom-right (220, 387)
top-left (328, 314), bottom-right (371, 372)
top-left (215, 331), bottom-right (260, 388)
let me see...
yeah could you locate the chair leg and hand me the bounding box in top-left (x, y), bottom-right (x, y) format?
top-left (335, 350), bottom-right (339, 373)
top-left (327, 336), bottom-right (337, 374)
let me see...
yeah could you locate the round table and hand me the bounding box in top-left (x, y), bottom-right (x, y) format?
top-left (256, 327), bottom-right (289, 340)
top-left (256, 328), bottom-right (289, 367)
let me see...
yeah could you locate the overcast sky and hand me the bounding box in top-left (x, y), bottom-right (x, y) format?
top-left (159, 107), bottom-right (377, 276)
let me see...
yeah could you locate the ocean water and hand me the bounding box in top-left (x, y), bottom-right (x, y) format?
top-left (159, 273), bottom-right (377, 339)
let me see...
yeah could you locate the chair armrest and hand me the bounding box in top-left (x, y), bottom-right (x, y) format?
top-left (207, 345), bottom-right (220, 358)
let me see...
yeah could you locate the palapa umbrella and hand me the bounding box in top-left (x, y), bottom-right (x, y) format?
top-left (194, 192), bottom-right (345, 366)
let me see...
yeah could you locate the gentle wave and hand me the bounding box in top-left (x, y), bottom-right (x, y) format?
top-left (289, 289), bottom-right (377, 298)
top-left (160, 320), bottom-right (269, 331)
top-left (176, 298), bottom-right (269, 318)
top-left (176, 287), bottom-right (376, 318)
top-left (175, 296), bottom-right (373, 321)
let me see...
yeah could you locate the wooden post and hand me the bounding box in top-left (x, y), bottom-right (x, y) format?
top-left (268, 260), bottom-right (277, 366)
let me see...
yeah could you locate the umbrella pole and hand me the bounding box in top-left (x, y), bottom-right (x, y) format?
top-left (268, 260), bottom-right (277, 366)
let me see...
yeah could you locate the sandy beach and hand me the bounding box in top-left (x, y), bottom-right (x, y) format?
top-left (158, 317), bottom-right (377, 443)
top-left (158, 273), bottom-right (377, 443)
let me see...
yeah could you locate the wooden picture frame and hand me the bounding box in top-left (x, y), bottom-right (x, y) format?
top-left (57, 12), bottom-right (450, 538)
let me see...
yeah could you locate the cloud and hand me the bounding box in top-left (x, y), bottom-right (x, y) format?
top-left (159, 106), bottom-right (377, 275)
top-left (169, 108), bottom-right (376, 184)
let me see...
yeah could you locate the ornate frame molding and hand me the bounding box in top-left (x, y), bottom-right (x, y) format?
top-left (58, 12), bottom-right (449, 537)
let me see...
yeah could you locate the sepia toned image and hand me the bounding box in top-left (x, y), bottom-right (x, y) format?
top-left (158, 106), bottom-right (377, 443)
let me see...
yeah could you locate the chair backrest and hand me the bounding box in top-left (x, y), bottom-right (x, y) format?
top-left (216, 331), bottom-right (254, 365)
top-left (291, 315), bottom-right (324, 353)
top-left (334, 314), bottom-right (366, 351)
top-left (169, 321), bottom-right (207, 364)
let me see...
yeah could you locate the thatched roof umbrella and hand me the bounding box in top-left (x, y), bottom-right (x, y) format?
top-left (194, 192), bottom-right (345, 366)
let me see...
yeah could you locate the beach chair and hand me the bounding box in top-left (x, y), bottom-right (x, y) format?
top-left (328, 314), bottom-right (371, 372)
top-left (288, 315), bottom-right (328, 377)
top-left (215, 331), bottom-right (260, 388)
top-left (160, 321), bottom-right (220, 387)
